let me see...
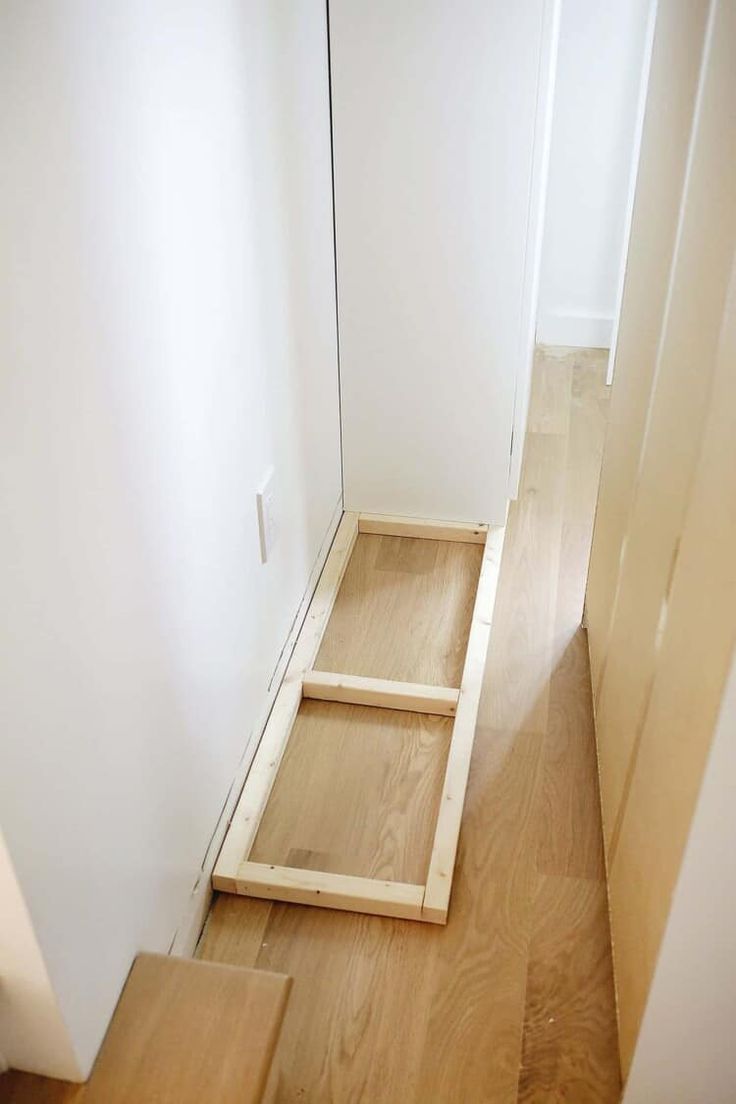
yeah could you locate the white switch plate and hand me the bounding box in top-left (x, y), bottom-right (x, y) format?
top-left (256, 469), bottom-right (278, 564)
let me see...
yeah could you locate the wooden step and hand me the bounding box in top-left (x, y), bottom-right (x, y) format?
top-left (1, 954), bottom-right (291, 1104)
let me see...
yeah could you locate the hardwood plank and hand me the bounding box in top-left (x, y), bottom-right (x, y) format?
top-left (517, 876), bottom-right (619, 1103)
top-left (205, 749), bottom-right (546, 1103)
top-left (114, 957), bottom-right (286, 1102)
top-left (197, 893), bottom-right (273, 968)
top-left (229, 862), bottom-right (425, 921)
top-left (413, 725), bottom-right (545, 1103)
top-left (479, 431), bottom-right (567, 735)
top-left (556, 358), bottom-right (609, 647)
top-left (516, 358), bottom-right (618, 1104)
top-left (530, 357), bottom-right (609, 882)
top-left (358, 513), bottom-right (488, 543)
top-left (85, 955), bottom-right (290, 1104)
top-left (315, 533), bottom-right (483, 686)
top-left (302, 670), bottom-right (460, 716)
top-left (535, 630), bottom-right (606, 881)
top-left (514, 357), bottom-right (609, 889)
top-left (526, 348), bottom-right (573, 436)
top-left (563, 360), bottom-right (610, 531)
top-left (1, 956), bottom-right (291, 1104)
top-left (235, 902), bottom-right (440, 1103)
top-left (249, 700), bottom-right (451, 886)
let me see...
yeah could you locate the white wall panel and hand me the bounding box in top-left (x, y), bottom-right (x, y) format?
top-left (623, 649), bottom-right (736, 1104)
top-left (331, 0), bottom-right (552, 523)
top-left (0, 833), bottom-right (80, 1080)
top-left (0, 0), bottom-right (340, 1077)
top-left (537, 0), bottom-right (652, 349)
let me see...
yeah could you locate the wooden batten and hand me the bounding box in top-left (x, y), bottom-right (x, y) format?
top-left (214, 511), bottom-right (505, 924)
top-left (422, 526), bottom-right (505, 922)
top-left (228, 862), bottom-right (425, 921)
top-left (302, 671), bottom-right (460, 716)
top-left (358, 513), bottom-right (488, 543)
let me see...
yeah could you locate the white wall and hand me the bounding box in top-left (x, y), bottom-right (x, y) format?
top-left (623, 649), bottom-right (736, 1103)
top-left (331, 0), bottom-right (554, 524)
top-left (0, 833), bottom-right (80, 1080)
top-left (0, 0), bottom-right (340, 1079)
top-left (537, 0), bottom-right (653, 348)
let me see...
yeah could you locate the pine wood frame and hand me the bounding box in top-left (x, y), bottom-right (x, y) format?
top-left (212, 511), bottom-right (505, 924)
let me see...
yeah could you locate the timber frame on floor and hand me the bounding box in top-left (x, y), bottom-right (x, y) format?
top-left (212, 511), bottom-right (505, 924)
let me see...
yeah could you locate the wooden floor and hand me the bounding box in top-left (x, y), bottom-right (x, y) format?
top-left (199, 347), bottom-right (617, 1102)
top-left (3, 348), bottom-right (617, 1103)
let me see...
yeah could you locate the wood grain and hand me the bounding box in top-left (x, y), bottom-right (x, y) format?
top-left (517, 876), bottom-right (619, 1103)
top-left (249, 700), bottom-right (451, 885)
top-left (86, 955), bottom-right (290, 1104)
top-left (557, 361), bottom-right (609, 644)
top-left (411, 723), bottom-right (545, 1103)
top-left (480, 431), bottom-right (566, 735)
top-left (314, 533), bottom-right (483, 686)
top-left (1, 955), bottom-right (290, 1104)
top-left (526, 348), bottom-right (573, 436)
top-left (535, 631), bottom-right (606, 881)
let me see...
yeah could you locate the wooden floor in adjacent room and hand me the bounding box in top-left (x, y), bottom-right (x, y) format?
top-left (2, 348), bottom-right (618, 1104)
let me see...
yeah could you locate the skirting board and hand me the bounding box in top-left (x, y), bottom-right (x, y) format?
top-left (212, 511), bottom-right (505, 924)
top-left (536, 310), bottom-right (613, 349)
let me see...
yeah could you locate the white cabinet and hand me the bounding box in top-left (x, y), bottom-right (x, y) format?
top-left (330, 0), bottom-right (556, 523)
